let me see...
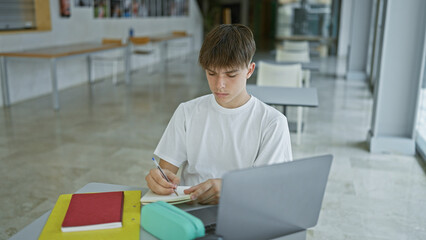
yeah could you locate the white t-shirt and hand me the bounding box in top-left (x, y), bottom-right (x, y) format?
top-left (154, 94), bottom-right (293, 186)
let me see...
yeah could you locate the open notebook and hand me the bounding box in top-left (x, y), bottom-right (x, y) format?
top-left (140, 186), bottom-right (192, 205)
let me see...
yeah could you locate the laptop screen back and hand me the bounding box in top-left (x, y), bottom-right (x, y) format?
top-left (215, 154), bottom-right (332, 240)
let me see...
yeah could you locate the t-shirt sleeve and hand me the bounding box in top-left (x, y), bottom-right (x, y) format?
top-left (254, 115), bottom-right (293, 167)
top-left (153, 104), bottom-right (187, 167)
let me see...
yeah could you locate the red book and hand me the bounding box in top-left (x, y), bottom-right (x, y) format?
top-left (61, 191), bottom-right (124, 232)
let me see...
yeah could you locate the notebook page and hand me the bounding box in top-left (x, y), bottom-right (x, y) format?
top-left (140, 186), bottom-right (191, 204)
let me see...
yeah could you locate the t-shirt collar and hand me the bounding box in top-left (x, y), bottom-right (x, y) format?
top-left (210, 94), bottom-right (254, 114)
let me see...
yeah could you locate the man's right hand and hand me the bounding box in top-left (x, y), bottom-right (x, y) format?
top-left (145, 166), bottom-right (180, 195)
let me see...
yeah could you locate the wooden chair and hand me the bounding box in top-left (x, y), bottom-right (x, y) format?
top-left (168, 31), bottom-right (190, 61)
top-left (102, 38), bottom-right (122, 45)
top-left (129, 37), bottom-right (155, 73)
top-left (257, 61), bottom-right (304, 144)
top-left (276, 49), bottom-right (310, 62)
top-left (283, 41), bottom-right (309, 52)
top-left (172, 31), bottom-right (188, 37)
top-left (92, 38), bottom-right (124, 85)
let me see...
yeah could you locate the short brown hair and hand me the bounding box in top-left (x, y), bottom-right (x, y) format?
top-left (199, 24), bottom-right (256, 70)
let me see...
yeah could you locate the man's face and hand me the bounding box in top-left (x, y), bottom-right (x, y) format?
top-left (206, 62), bottom-right (255, 109)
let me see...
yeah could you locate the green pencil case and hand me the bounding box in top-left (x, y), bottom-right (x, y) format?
top-left (141, 201), bottom-right (205, 240)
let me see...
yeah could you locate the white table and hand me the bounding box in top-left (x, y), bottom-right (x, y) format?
top-left (9, 182), bottom-right (306, 240)
top-left (150, 33), bottom-right (193, 71)
top-left (247, 84), bottom-right (318, 111)
top-left (247, 84), bottom-right (319, 132)
top-left (0, 43), bottom-right (128, 111)
top-left (259, 59), bottom-right (320, 71)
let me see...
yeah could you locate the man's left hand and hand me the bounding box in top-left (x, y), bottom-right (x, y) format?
top-left (184, 179), bottom-right (222, 205)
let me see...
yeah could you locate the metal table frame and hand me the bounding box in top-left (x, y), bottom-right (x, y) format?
top-left (0, 43), bottom-right (129, 111)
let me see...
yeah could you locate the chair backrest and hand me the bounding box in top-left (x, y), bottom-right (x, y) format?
top-left (102, 38), bottom-right (122, 45)
top-left (172, 31), bottom-right (187, 36)
top-left (257, 61), bottom-right (303, 88)
top-left (276, 49), bottom-right (310, 63)
top-left (283, 41), bottom-right (309, 51)
top-left (129, 37), bottom-right (150, 45)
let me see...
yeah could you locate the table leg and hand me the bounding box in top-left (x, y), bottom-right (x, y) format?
top-left (164, 41), bottom-right (168, 73)
top-left (87, 55), bottom-right (93, 85)
top-left (125, 44), bottom-right (131, 85)
top-left (50, 58), bottom-right (59, 111)
top-left (282, 105), bottom-right (305, 133)
top-left (0, 56), bottom-right (11, 107)
top-left (189, 35), bottom-right (194, 54)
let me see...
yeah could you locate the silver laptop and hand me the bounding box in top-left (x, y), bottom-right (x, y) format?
top-left (186, 154), bottom-right (333, 240)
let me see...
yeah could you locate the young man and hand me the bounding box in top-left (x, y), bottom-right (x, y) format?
top-left (145, 24), bottom-right (292, 205)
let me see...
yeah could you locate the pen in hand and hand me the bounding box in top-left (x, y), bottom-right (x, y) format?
top-left (152, 158), bottom-right (179, 196)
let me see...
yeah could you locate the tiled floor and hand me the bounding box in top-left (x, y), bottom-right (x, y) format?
top-left (1, 53), bottom-right (425, 240)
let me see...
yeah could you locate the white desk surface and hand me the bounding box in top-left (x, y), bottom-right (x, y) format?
top-left (259, 59), bottom-right (320, 71)
top-left (247, 84), bottom-right (319, 108)
top-left (9, 182), bottom-right (306, 240)
top-left (0, 42), bottom-right (125, 59)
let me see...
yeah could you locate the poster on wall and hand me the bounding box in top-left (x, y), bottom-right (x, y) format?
top-left (162, 0), bottom-right (170, 16)
top-left (177, 0), bottom-right (189, 16)
top-left (60, 0), bottom-right (71, 17)
top-left (148, 0), bottom-right (156, 17)
top-left (123, 0), bottom-right (132, 17)
top-left (137, 0), bottom-right (149, 17)
top-left (156, 0), bottom-right (162, 16)
top-left (131, 0), bottom-right (139, 17)
top-left (75, 0), bottom-right (92, 7)
top-left (91, 0), bottom-right (188, 18)
top-left (183, 0), bottom-right (189, 16)
top-left (131, 0), bottom-right (146, 17)
top-left (168, 0), bottom-right (189, 17)
top-left (94, 0), bottom-right (108, 18)
top-left (110, 0), bottom-right (122, 17)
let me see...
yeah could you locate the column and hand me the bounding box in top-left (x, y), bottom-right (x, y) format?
top-left (346, 0), bottom-right (374, 80)
top-left (368, 0), bottom-right (426, 155)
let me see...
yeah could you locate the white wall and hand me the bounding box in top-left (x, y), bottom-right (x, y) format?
top-left (0, 0), bottom-right (203, 105)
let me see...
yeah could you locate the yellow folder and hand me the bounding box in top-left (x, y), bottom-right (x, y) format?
top-left (38, 190), bottom-right (141, 240)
